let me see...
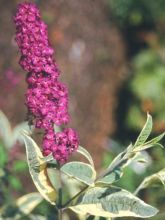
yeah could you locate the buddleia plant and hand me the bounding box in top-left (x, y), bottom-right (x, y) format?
top-left (1, 2), bottom-right (164, 220)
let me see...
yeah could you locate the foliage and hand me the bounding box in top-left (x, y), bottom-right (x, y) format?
top-left (1, 112), bottom-right (164, 219)
top-left (108, 0), bottom-right (165, 27)
top-left (126, 46), bottom-right (165, 131)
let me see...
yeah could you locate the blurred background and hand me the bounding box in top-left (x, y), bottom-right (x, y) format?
top-left (0, 0), bottom-right (164, 219)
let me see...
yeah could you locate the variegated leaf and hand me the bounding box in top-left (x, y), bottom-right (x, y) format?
top-left (22, 131), bottom-right (57, 205)
top-left (16, 192), bottom-right (43, 216)
top-left (134, 168), bottom-right (165, 195)
top-left (0, 110), bottom-right (12, 147)
top-left (77, 146), bottom-right (94, 167)
top-left (134, 113), bottom-right (152, 147)
top-left (70, 186), bottom-right (158, 218)
top-left (61, 162), bottom-right (96, 186)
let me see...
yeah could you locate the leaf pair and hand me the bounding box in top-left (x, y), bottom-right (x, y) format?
top-left (97, 114), bottom-right (164, 186)
top-left (133, 113), bottom-right (164, 151)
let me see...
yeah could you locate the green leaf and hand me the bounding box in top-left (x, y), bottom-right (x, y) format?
top-left (77, 146), bottom-right (94, 167)
top-left (103, 117), bottom-right (163, 181)
top-left (96, 168), bottom-right (122, 185)
top-left (107, 144), bottom-right (134, 171)
top-left (94, 217), bottom-right (108, 220)
top-left (97, 145), bottom-right (135, 185)
top-left (29, 214), bottom-right (47, 220)
top-left (70, 186), bottom-right (158, 218)
top-left (43, 153), bottom-right (57, 169)
top-left (157, 168), bottom-right (165, 186)
top-left (16, 192), bottom-right (43, 216)
top-left (134, 113), bottom-right (152, 147)
top-left (0, 110), bottom-right (12, 147)
top-left (61, 162), bottom-right (96, 186)
top-left (134, 168), bottom-right (165, 195)
top-left (133, 132), bottom-right (165, 152)
top-left (22, 131), bottom-right (57, 204)
top-left (145, 132), bottom-right (165, 145)
top-left (0, 193), bottom-right (43, 220)
top-left (107, 151), bottom-right (126, 170)
top-left (133, 143), bottom-right (163, 152)
top-left (12, 121), bottom-right (34, 147)
top-left (61, 173), bottom-right (82, 197)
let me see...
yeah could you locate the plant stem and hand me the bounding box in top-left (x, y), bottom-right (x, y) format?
top-left (59, 209), bottom-right (62, 220)
top-left (57, 164), bottom-right (63, 220)
top-left (62, 185), bottom-right (89, 209)
top-left (96, 156), bottom-right (127, 181)
top-left (58, 187), bottom-right (63, 220)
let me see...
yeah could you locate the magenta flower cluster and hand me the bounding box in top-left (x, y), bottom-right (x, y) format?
top-left (14, 3), bottom-right (57, 75)
top-left (43, 128), bottom-right (79, 164)
top-left (25, 72), bottom-right (69, 129)
top-left (14, 2), bottom-right (79, 163)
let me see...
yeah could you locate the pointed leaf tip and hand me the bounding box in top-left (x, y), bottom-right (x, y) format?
top-left (134, 113), bottom-right (152, 147)
top-left (77, 145), bottom-right (95, 167)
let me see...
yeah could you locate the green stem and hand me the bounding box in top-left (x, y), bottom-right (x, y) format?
top-left (57, 164), bottom-right (63, 220)
top-left (62, 185), bottom-right (89, 209)
top-left (96, 156), bottom-right (127, 181)
top-left (59, 209), bottom-right (62, 220)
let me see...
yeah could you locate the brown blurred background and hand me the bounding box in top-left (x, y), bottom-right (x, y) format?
top-left (0, 0), bottom-right (127, 168)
